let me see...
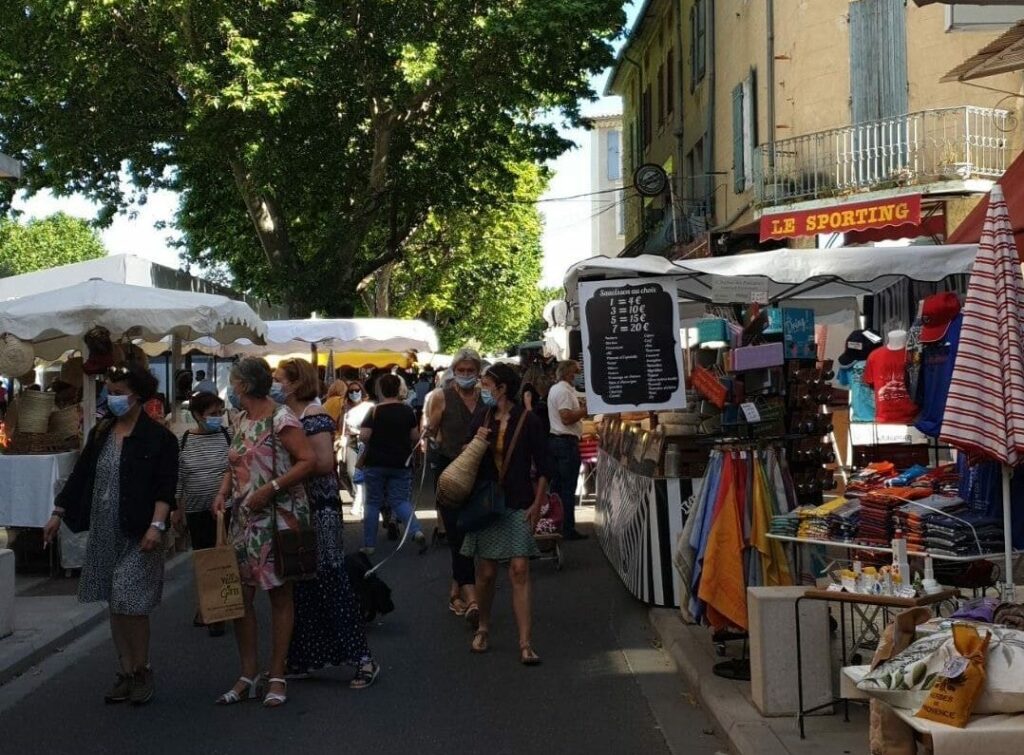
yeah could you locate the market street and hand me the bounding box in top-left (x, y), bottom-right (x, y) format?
top-left (0, 506), bottom-right (726, 755)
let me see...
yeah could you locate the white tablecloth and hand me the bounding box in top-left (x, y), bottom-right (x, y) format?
top-left (0, 452), bottom-right (80, 527)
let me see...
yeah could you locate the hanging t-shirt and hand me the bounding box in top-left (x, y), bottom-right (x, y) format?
top-left (862, 346), bottom-right (918, 424)
top-left (837, 360), bottom-right (876, 422)
top-left (914, 314), bottom-right (962, 437)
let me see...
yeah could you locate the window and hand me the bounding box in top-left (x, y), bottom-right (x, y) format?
top-left (616, 188), bottom-right (626, 237)
top-left (607, 129), bottom-right (622, 182)
top-left (690, 0), bottom-right (707, 90)
top-left (657, 64), bottom-right (666, 124)
top-left (666, 48), bottom-right (675, 116)
top-left (732, 70), bottom-right (757, 193)
top-left (641, 86), bottom-right (653, 150)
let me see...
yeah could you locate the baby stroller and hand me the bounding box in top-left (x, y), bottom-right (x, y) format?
top-left (534, 492), bottom-right (565, 571)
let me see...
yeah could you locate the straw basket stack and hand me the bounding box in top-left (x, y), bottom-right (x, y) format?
top-left (17, 391), bottom-right (55, 434)
top-left (48, 406), bottom-right (81, 440)
top-left (60, 357), bottom-right (85, 388)
top-left (436, 436), bottom-right (489, 507)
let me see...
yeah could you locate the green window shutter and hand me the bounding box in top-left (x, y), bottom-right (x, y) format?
top-left (732, 83), bottom-right (745, 193)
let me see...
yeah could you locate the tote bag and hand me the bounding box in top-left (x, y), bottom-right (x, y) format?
top-left (192, 512), bottom-right (245, 624)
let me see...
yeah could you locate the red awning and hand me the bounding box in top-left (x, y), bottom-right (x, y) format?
top-left (949, 149), bottom-right (1024, 259)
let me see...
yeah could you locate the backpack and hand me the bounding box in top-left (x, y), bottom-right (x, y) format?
top-left (180, 427), bottom-right (231, 450)
top-left (344, 552), bottom-right (395, 622)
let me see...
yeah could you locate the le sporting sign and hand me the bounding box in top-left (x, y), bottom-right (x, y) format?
top-left (759, 194), bottom-right (922, 242)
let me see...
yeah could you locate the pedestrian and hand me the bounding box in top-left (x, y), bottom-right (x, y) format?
top-left (43, 363), bottom-right (179, 705)
top-left (462, 362), bottom-right (549, 665)
top-left (422, 348), bottom-right (482, 622)
top-left (271, 359), bottom-right (380, 688)
top-left (360, 373), bottom-right (426, 555)
top-left (342, 380), bottom-right (373, 519)
top-left (212, 357), bottom-right (315, 708)
top-left (322, 379), bottom-right (348, 427)
top-left (193, 369), bottom-right (216, 395)
top-left (547, 359), bottom-right (588, 541)
top-left (172, 390), bottom-right (231, 637)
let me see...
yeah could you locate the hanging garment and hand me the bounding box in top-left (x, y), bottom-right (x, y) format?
top-left (689, 451), bottom-right (727, 624)
top-left (699, 454), bottom-right (750, 631)
top-left (676, 451), bottom-right (724, 624)
top-left (751, 457), bottom-right (793, 587)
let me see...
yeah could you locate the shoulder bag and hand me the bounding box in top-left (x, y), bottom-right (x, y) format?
top-left (269, 418), bottom-right (318, 581)
top-left (457, 409), bottom-right (529, 533)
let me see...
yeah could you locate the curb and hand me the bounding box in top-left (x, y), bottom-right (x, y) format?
top-left (649, 608), bottom-right (792, 755)
top-left (0, 552), bottom-right (192, 686)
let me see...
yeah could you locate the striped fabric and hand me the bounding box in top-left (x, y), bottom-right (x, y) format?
top-left (940, 186), bottom-right (1024, 466)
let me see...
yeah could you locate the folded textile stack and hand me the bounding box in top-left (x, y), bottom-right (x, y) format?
top-left (923, 510), bottom-right (1004, 557)
top-left (893, 494), bottom-right (965, 552)
top-left (911, 464), bottom-right (959, 495)
top-left (827, 499), bottom-right (861, 542)
top-left (883, 464), bottom-right (929, 488)
top-left (796, 498), bottom-right (849, 541)
top-left (857, 487), bottom-right (931, 546)
top-left (770, 511), bottom-right (801, 538)
top-left (845, 462), bottom-right (898, 498)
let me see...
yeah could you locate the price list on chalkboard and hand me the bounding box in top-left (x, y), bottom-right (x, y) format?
top-left (578, 278), bottom-right (686, 414)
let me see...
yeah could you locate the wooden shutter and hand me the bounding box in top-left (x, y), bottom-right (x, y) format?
top-left (666, 48), bottom-right (675, 114)
top-left (732, 83), bottom-right (745, 193)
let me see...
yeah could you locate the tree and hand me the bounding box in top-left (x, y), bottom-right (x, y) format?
top-left (0, 1), bottom-right (625, 314)
top-left (388, 162), bottom-right (547, 353)
top-left (0, 212), bottom-right (107, 276)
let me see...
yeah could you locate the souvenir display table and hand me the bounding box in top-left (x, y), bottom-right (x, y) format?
top-left (0, 451), bottom-right (78, 527)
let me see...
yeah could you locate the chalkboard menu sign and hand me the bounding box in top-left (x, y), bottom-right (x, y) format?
top-left (578, 277), bottom-right (687, 414)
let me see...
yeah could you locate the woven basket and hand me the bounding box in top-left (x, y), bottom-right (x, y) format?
top-left (48, 405), bottom-right (81, 439)
top-left (18, 390), bottom-right (55, 434)
top-left (436, 436), bottom-right (489, 508)
top-left (9, 429), bottom-right (79, 455)
top-left (60, 357), bottom-right (85, 388)
top-left (0, 334), bottom-right (35, 377)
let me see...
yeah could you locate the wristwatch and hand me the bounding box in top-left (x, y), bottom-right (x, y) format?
top-left (150, 521), bottom-right (167, 532)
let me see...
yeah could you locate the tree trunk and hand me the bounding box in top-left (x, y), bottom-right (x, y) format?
top-left (373, 262), bottom-right (394, 317)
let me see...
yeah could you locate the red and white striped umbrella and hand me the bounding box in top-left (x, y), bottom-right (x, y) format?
top-left (940, 185), bottom-right (1024, 465)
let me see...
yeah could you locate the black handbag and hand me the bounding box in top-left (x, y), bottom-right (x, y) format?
top-left (457, 410), bottom-right (528, 533)
top-left (270, 423), bottom-right (318, 581)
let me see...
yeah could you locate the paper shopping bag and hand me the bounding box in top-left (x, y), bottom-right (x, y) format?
top-left (192, 512), bottom-right (245, 624)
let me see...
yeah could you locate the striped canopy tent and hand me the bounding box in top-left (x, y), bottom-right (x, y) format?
top-left (940, 185), bottom-right (1024, 600)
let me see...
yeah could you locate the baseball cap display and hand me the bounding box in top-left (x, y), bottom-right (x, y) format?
top-left (919, 292), bottom-right (962, 343)
top-left (837, 329), bottom-right (883, 367)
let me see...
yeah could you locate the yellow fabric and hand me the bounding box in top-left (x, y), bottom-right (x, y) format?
top-left (916, 624), bottom-right (991, 729)
top-left (322, 396), bottom-right (345, 426)
top-left (751, 461), bottom-right (792, 588)
top-left (698, 457), bottom-right (749, 631)
top-left (264, 351), bottom-right (413, 369)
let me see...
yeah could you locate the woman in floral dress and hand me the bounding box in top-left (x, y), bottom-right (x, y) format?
top-left (274, 359), bottom-right (379, 689)
top-left (212, 358), bottom-right (315, 708)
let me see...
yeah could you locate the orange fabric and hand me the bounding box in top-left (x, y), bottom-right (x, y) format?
top-left (699, 456), bottom-right (749, 630)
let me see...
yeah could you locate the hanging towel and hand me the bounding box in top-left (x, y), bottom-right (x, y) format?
top-left (752, 458), bottom-right (793, 587)
top-left (676, 451), bottom-right (723, 624)
top-left (689, 451), bottom-right (727, 623)
top-left (699, 455), bottom-right (750, 631)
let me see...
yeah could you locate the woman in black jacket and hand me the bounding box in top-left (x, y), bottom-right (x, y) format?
top-left (43, 363), bottom-right (179, 706)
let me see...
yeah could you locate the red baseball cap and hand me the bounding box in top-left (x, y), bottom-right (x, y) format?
top-left (919, 292), bottom-right (961, 343)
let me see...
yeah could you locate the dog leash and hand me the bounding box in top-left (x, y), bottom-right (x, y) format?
top-left (362, 448), bottom-right (426, 578)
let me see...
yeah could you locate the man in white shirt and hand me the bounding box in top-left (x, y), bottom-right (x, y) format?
top-left (547, 360), bottom-right (588, 540)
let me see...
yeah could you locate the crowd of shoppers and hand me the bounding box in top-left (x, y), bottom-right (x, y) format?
top-left (46, 349), bottom-right (590, 704)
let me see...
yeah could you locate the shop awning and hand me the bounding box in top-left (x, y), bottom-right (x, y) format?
top-left (948, 149), bottom-right (1024, 257)
top-left (564, 244), bottom-right (978, 311)
top-left (759, 194), bottom-right (931, 243)
top-left (941, 18), bottom-right (1024, 82)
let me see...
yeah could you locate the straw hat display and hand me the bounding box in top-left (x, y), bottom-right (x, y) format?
top-left (0, 334), bottom-right (35, 378)
top-left (436, 436), bottom-right (489, 507)
top-left (17, 390), bottom-right (55, 434)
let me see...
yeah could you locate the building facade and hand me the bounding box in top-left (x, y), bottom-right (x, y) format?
top-left (609, 0), bottom-right (1024, 257)
top-left (586, 115), bottom-right (626, 257)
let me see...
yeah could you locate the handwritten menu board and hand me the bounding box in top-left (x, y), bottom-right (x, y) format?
top-left (578, 277), bottom-right (687, 414)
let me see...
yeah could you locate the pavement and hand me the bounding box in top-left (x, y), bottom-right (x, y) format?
top-left (0, 498), bottom-right (729, 755)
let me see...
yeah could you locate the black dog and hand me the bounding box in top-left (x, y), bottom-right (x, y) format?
top-left (344, 552), bottom-right (395, 622)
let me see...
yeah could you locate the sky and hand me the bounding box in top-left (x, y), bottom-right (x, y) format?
top-left (11, 2), bottom-right (638, 290)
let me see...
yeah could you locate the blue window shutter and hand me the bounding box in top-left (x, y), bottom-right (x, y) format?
top-left (733, 83), bottom-right (745, 193)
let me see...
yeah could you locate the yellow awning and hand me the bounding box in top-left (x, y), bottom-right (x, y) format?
top-left (264, 351), bottom-right (413, 370)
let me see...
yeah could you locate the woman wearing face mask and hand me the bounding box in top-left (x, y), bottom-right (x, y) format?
top-left (273, 360), bottom-right (379, 688)
top-left (462, 363), bottom-right (550, 665)
top-left (341, 381), bottom-right (372, 519)
top-left (172, 391), bottom-right (232, 637)
top-left (42, 363), bottom-right (179, 705)
top-left (212, 357), bottom-right (316, 708)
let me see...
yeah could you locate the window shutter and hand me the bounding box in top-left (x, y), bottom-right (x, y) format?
top-left (689, 6), bottom-right (697, 91)
top-left (732, 83), bottom-right (745, 193)
top-left (657, 65), bottom-right (665, 123)
top-left (607, 130), bottom-right (621, 181)
top-left (666, 49), bottom-right (674, 114)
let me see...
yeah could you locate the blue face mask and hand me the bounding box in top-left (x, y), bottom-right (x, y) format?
top-left (107, 394), bottom-right (133, 417)
top-left (227, 389), bottom-right (242, 411)
top-left (203, 416), bottom-right (224, 432)
top-left (348, 391), bottom-right (362, 403)
top-left (455, 375), bottom-right (478, 390)
top-left (269, 381), bottom-right (288, 404)
top-left (480, 389), bottom-right (497, 407)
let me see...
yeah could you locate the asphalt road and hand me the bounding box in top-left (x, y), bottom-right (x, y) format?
top-left (0, 501), bottom-right (726, 755)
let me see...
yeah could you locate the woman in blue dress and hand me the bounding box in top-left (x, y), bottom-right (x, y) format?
top-left (273, 359), bottom-right (379, 689)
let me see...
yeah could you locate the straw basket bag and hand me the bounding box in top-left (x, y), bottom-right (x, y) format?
top-left (18, 390), bottom-right (56, 434)
top-left (60, 357), bottom-right (85, 388)
top-left (48, 405), bottom-right (81, 440)
top-left (0, 334), bottom-right (35, 378)
top-left (436, 436), bottom-right (489, 508)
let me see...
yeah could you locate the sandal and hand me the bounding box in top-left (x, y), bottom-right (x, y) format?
top-left (471, 629), bottom-right (489, 654)
top-left (520, 643), bottom-right (542, 666)
top-left (215, 675), bottom-right (261, 705)
top-left (350, 660), bottom-right (380, 690)
top-left (263, 677), bottom-right (288, 708)
top-left (464, 602), bottom-right (480, 629)
top-left (448, 597), bottom-right (467, 616)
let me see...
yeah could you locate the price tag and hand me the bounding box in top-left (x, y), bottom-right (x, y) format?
top-left (740, 402), bottom-right (761, 423)
top-left (826, 583), bottom-right (844, 592)
top-left (940, 655), bottom-right (969, 680)
top-left (863, 330), bottom-right (883, 344)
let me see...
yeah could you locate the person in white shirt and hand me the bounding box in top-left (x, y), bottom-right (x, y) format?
top-left (547, 360), bottom-right (588, 540)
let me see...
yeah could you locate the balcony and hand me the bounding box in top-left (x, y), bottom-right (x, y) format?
top-left (754, 106), bottom-right (1011, 208)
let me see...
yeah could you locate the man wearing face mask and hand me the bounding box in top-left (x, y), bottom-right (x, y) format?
top-left (422, 347), bottom-right (482, 623)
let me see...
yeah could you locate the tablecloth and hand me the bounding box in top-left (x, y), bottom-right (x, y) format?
top-left (0, 452), bottom-right (80, 527)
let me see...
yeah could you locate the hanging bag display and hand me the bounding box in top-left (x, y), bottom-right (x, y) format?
top-left (192, 512), bottom-right (246, 624)
top-left (270, 426), bottom-right (318, 581)
top-left (457, 410), bottom-right (529, 533)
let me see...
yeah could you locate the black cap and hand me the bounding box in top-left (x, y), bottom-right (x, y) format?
top-left (837, 329), bottom-right (882, 367)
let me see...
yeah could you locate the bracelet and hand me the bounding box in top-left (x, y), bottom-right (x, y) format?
top-left (271, 479), bottom-right (281, 492)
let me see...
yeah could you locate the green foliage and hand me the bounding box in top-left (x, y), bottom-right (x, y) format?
top-left (0, 1), bottom-right (625, 315)
top-left (0, 213), bottom-right (107, 276)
